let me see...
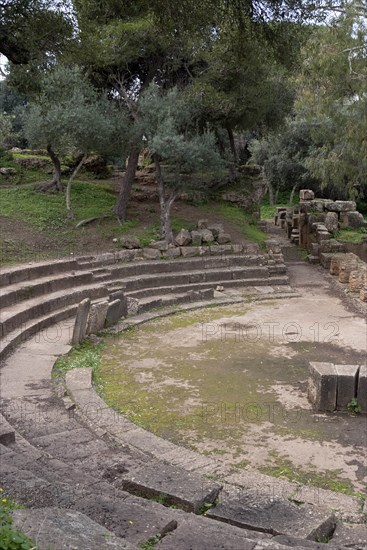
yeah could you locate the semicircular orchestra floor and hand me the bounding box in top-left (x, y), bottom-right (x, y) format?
top-left (99, 295), bottom-right (367, 496)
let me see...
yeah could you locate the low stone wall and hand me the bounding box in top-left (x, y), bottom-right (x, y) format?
top-left (275, 191), bottom-right (367, 303)
top-left (308, 362), bottom-right (366, 413)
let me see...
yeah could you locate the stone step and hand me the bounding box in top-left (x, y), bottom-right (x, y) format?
top-left (0, 270), bottom-right (94, 309)
top-left (11, 508), bottom-right (137, 550)
top-left (206, 489), bottom-right (336, 540)
top-left (114, 266), bottom-right (271, 293)
top-left (79, 253), bottom-right (269, 279)
top-left (0, 283), bottom-right (108, 339)
top-left (156, 514), bottom-right (340, 550)
top-left (0, 302), bottom-right (78, 360)
top-left (0, 257), bottom-right (81, 287)
top-left (137, 289), bottom-right (214, 313)
top-left (111, 460), bottom-right (222, 514)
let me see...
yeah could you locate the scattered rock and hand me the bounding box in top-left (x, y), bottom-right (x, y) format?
top-left (198, 229), bottom-right (214, 243)
top-left (216, 232), bottom-right (231, 244)
top-left (119, 236), bottom-right (140, 249)
top-left (149, 240), bottom-right (169, 251)
top-left (0, 167), bottom-right (16, 175)
top-left (174, 229), bottom-right (192, 247)
top-left (197, 219), bottom-right (208, 229)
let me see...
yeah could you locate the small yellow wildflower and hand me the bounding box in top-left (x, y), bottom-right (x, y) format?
top-left (1, 498), bottom-right (7, 503)
top-left (129, 521), bottom-right (133, 525)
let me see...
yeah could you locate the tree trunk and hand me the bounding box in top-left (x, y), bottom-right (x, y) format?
top-left (227, 126), bottom-right (238, 164)
top-left (115, 146), bottom-right (140, 222)
top-left (154, 155), bottom-right (176, 243)
top-left (47, 144), bottom-right (62, 191)
top-left (66, 154), bottom-right (87, 219)
top-left (274, 186), bottom-right (280, 204)
top-left (268, 181), bottom-right (275, 205)
top-left (289, 183), bottom-right (299, 205)
top-left (37, 145), bottom-right (63, 192)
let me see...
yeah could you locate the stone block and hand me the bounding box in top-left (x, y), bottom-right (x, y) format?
top-left (308, 255), bottom-right (320, 264)
top-left (360, 286), bottom-right (367, 302)
top-left (335, 364), bottom-right (359, 410)
top-left (216, 232), bottom-right (231, 244)
top-left (198, 245), bottom-right (211, 256)
top-left (339, 253), bottom-right (360, 283)
top-left (175, 229), bottom-right (192, 246)
top-left (357, 365), bottom-right (367, 413)
top-left (148, 240), bottom-right (169, 251)
top-left (87, 301), bottom-right (109, 334)
top-left (324, 211), bottom-right (339, 234)
top-left (126, 297), bottom-right (139, 315)
top-left (308, 362), bottom-right (337, 411)
top-left (190, 230), bottom-right (202, 246)
top-left (71, 298), bottom-right (91, 345)
top-left (143, 247), bottom-right (161, 260)
top-left (319, 239), bottom-right (346, 253)
top-left (348, 267), bottom-right (367, 292)
top-left (316, 230), bottom-right (331, 243)
top-left (105, 299), bottom-right (123, 326)
top-left (330, 253), bottom-right (346, 276)
top-left (180, 246), bottom-right (200, 257)
top-left (119, 236), bottom-right (140, 249)
top-left (208, 223), bottom-right (224, 238)
top-left (209, 244), bottom-right (232, 255)
top-left (310, 243), bottom-right (319, 256)
top-left (325, 200), bottom-right (356, 212)
top-left (346, 211), bottom-right (367, 229)
top-left (299, 189), bottom-right (315, 201)
top-left (198, 228), bottom-right (214, 243)
top-left (163, 247), bottom-right (181, 258)
top-left (11, 508), bottom-right (136, 550)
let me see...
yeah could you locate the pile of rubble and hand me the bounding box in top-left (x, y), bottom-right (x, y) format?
top-left (275, 190), bottom-right (367, 303)
top-left (116, 220), bottom-right (233, 259)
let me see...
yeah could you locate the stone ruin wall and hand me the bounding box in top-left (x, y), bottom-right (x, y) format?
top-left (275, 190), bottom-right (367, 303)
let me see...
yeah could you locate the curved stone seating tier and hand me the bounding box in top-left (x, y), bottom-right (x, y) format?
top-left (0, 247), bottom-right (288, 360)
top-left (0, 249), bottom-right (365, 549)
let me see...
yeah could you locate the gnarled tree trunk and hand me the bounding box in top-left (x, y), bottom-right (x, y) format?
top-left (154, 155), bottom-right (176, 243)
top-left (115, 146), bottom-right (140, 222)
top-left (37, 145), bottom-right (63, 193)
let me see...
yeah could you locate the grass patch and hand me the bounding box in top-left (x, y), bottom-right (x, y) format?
top-left (0, 181), bottom-right (116, 231)
top-left (260, 191), bottom-right (298, 221)
top-left (336, 228), bottom-right (367, 244)
top-left (260, 453), bottom-right (363, 497)
top-left (209, 203), bottom-right (267, 248)
top-left (52, 340), bottom-right (103, 382)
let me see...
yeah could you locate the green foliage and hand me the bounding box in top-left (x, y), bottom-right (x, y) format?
top-left (24, 65), bottom-right (126, 160)
top-left (347, 398), bottom-right (362, 416)
top-left (250, 119), bottom-right (318, 192)
top-left (139, 535), bottom-right (161, 550)
top-left (294, 10), bottom-right (367, 199)
top-left (0, 492), bottom-right (35, 550)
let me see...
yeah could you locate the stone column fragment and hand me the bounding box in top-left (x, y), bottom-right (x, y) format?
top-left (71, 298), bottom-right (91, 345)
top-left (86, 300), bottom-right (109, 334)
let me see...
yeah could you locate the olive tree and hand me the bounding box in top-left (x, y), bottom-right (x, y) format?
top-left (24, 65), bottom-right (125, 217)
